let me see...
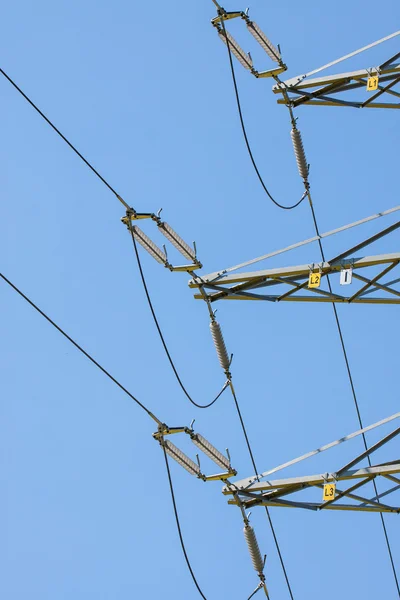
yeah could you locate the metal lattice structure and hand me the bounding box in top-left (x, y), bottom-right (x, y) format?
top-left (273, 35), bottom-right (400, 109)
top-left (189, 216), bottom-right (400, 304)
top-left (223, 413), bottom-right (400, 515)
top-left (125, 5), bottom-right (400, 596)
top-left (2, 3), bottom-right (399, 598)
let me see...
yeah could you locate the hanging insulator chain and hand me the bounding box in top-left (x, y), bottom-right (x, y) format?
top-left (245, 19), bottom-right (281, 64)
top-left (131, 225), bottom-right (168, 266)
top-left (244, 524), bottom-right (265, 578)
top-left (217, 27), bottom-right (254, 72)
top-left (210, 320), bottom-right (231, 375)
top-left (157, 221), bottom-right (198, 263)
top-left (162, 439), bottom-right (202, 478)
top-left (291, 127), bottom-right (309, 182)
top-left (190, 433), bottom-right (231, 471)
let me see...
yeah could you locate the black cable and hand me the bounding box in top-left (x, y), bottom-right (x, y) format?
top-left (162, 445), bottom-right (208, 600)
top-left (3, 57), bottom-right (291, 598)
top-left (0, 68), bottom-right (128, 208)
top-left (132, 224), bottom-right (287, 597)
top-left (0, 66), bottom-right (229, 410)
top-left (2, 61), bottom-right (283, 597)
top-left (222, 30), bottom-right (397, 591)
top-left (219, 18), bottom-right (306, 211)
top-left (229, 383), bottom-right (295, 600)
top-left (308, 200), bottom-right (400, 597)
top-left (1, 64), bottom-right (231, 597)
top-left (131, 222), bottom-right (292, 596)
top-left (130, 229), bottom-right (229, 409)
top-left (1, 65), bottom-right (228, 412)
top-left (131, 216), bottom-right (293, 595)
top-left (2, 268), bottom-right (211, 597)
top-left (0, 271), bottom-right (159, 424)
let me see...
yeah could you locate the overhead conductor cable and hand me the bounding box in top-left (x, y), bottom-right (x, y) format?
top-left (280, 75), bottom-right (400, 594)
top-left (131, 225), bottom-right (167, 265)
top-left (217, 14), bottom-right (306, 211)
top-left (246, 20), bottom-right (281, 63)
top-left (218, 27), bottom-right (254, 71)
top-left (158, 221), bottom-right (197, 262)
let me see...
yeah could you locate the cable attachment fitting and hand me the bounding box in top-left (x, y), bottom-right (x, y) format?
top-left (121, 208), bottom-right (156, 225)
top-left (248, 580), bottom-right (269, 599)
top-left (153, 423), bottom-right (236, 482)
top-left (211, 9), bottom-right (242, 25)
top-left (212, 7), bottom-right (287, 78)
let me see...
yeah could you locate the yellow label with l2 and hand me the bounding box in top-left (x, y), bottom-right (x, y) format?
top-left (308, 272), bottom-right (321, 288)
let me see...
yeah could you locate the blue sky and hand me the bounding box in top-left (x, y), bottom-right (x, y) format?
top-left (1, 1), bottom-right (400, 599)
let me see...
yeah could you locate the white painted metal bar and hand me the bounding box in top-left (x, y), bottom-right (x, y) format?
top-left (303, 30), bottom-right (400, 78)
top-left (280, 50), bottom-right (400, 93)
top-left (231, 412), bottom-right (400, 490)
top-left (199, 205), bottom-right (400, 281)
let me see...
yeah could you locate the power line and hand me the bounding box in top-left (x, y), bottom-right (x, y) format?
top-left (1, 269), bottom-right (210, 597)
top-left (219, 17), bottom-right (306, 211)
top-left (131, 222), bottom-right (294, 596)
top-left (162, 446), bottom-right (208, 600)
top-left (0, 271), bottom-right (160, 424)
top-left (130, 230), bottom-right (229, 409)
top-left (216, 18), bottom-right (297, 591)
top-left (228, 382), bottom-right (295, 600)
top-left (219, 10), bottom-right (398, 589)
top-left (1, 64), bottom-right (230, 412)
top-left (222, 18), bottom-right (399, 582)
top-left (7, 47), bottom-right (390, 597)
top-left (0, 68), bottom-right (129, 210)
top-left (0, 65), bottom-right (237, 597)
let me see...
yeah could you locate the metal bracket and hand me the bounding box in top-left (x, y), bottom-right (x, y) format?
top-left (153, 423), bottom-right (237, 481)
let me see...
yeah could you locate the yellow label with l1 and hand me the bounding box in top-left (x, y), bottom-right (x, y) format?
top-left (366, 75), bottom-right (379, 91)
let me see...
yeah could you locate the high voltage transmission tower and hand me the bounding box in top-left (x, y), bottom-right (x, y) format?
top-left (121, 3), bottom-right (400, 596)
top-left (1, 2), bottom-right (399, 598)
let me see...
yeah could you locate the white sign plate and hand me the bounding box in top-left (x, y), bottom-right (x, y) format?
top-left (340, 268), bottom-right (353, 285)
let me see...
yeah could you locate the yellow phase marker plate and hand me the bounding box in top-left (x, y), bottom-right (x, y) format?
top-left (308, 272), bottom-right (321, 288)
top-left (367, 75), bottom-right (379, 91)
top-left (323, 483), bottom-right (336, 502)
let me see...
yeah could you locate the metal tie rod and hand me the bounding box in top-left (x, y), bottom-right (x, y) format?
top-left (233, 411), bottom-right (400, 489)
top-left (203, 204), bottom-right (400, 280)
top-left (290, 29), bottom-right (400, 82)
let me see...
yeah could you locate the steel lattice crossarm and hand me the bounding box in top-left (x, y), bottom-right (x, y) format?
top-left (190, 217), bottom-right (400, 304)
top-left (222, 413), bottom-right (400, 514)
top-left (224, 463), bottom-right (400, 513)
top-left (190, 252), bottom-right (400, 304)
top-left (273, 32), bottom-right (400, 109)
